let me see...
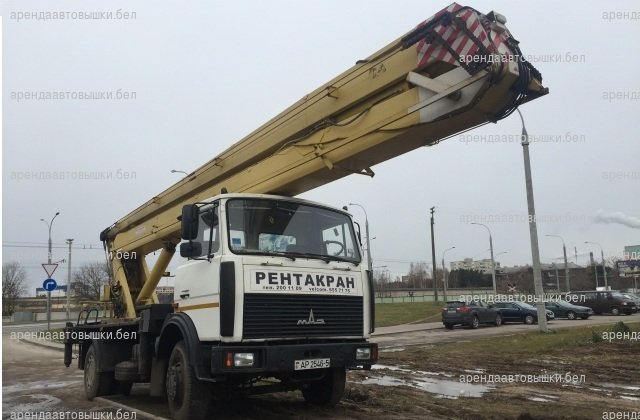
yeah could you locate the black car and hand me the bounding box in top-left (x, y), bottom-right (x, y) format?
top-left (620, 292), bottom-right (640, 313)
top-left (442, 300), bottom-right (502, 329)
top-left (489, 302), bottom-right (554, 324)
top-left (544, 300), bottom-right (594, 320)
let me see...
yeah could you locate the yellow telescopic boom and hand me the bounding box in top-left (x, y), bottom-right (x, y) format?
top-left (101, 3), bottom-right (547, 318)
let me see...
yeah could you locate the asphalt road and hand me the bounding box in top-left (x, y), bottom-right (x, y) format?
top-left (2, 314), bottom-right (637, 419)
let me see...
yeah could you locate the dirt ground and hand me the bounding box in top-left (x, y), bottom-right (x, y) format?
top-left (5, 322), bottom-right (639, 420)
top-left (205, 326), bottom-right (640, 420)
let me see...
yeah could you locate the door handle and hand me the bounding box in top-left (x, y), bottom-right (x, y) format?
top-left (180, 290), bottom-right (190, 299)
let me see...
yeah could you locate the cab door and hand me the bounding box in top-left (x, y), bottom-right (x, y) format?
top-left (175, 202), bottom-right (222, 340)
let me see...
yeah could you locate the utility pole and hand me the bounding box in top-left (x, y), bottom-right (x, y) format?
top-left (41, 211), bottom-right (60, 331)
top-left (430, 207), bottom-right (438, 302)
top-left (590, 251), bottom-right (598, 287)
top-left (66, 239), bottom-right (74, 321)
top-left (516, 108), bottom-right (547, 332)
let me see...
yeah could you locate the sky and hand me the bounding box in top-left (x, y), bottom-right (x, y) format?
top-left (2, 0), bottom-right (639, 293)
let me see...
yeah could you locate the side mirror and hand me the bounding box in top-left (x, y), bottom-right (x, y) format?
top-left (180, 241), bottom-right (202, 258)
top-left (181, 204), bottom-right (199, 240)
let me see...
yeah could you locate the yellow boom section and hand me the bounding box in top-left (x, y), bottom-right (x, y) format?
top-left (101, 3), bottom-right (547, 318)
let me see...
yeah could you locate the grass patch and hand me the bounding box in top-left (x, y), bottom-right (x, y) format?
top-left (375, 302), bottom-right (444, 327)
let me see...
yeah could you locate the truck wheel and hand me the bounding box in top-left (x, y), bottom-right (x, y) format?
top-left (166, 341), bottom-right (210, 420)
top-left (302, 367), bottom-right (346, 407)
top-left (84, 344), bottom-right (113, 400)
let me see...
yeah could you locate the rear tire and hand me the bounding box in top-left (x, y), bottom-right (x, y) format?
top-left (444, 323), bottom-right (454, 330)
top-left (567, 311), bottom-right (576, 320)
top-left (302, 367), bottom-right (346, 407)
top-left (166, 341), bottom-right (210, 420)
top-left (84, 344), bottom-right (113, 400)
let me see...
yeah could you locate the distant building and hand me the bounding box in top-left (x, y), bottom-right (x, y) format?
top-left (35, 285), bottom-right (68, 298)
top-left (450, 258), bottom-right (500, 274)
top-left (156, 286), bottom-right (174, 304)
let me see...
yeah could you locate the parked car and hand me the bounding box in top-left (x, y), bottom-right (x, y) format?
top-left (565, 290), bottom-right (637, 315)
top-left (620, 292), bottom-right (640, 313)
top-left (489, 302), bottom-right (554, 324)
top-left (544, 300), bottom-right (594, 320)
top-left (442, 300), bottom-right (502, 329)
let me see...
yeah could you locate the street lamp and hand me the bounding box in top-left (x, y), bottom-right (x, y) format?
top-left (546, 234), bottom-right (570, 292)
top-left (516, 108), bottom-right (547, 333)
top-left (170, 169), bottom-right (188, 176)
top-left (348, 203), bottom-right (372, 274)
top-left (585, 241), bottom-right (608, 289)
top-left (470, 222), bottom-right (496, 295)
top-left (442, 246), bottom-right (455, 302)
top-left (40, 211), bottom-right (60, 264)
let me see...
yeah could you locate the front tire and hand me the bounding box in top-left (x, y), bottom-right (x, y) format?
top-left (302, 367), bottom-right (346, 407)
top-left (166, 341), bottom-right (210, 420)
top-left (469, 316), bottom-right (479, 329)
top-left (524, 315), bottom-right (535, 325)
top-left (494, 314), bottom-right (502, 326)
top-left (611, 307), bottom-right (620, 316)
top-left (84, 344), bottom-right (113, 400)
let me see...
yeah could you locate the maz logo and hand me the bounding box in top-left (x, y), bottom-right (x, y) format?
top-left (297, 309), bottom-right (325, 325)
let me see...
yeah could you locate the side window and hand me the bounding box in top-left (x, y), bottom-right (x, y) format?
top-left (197, 204), bottom-right (220, 255)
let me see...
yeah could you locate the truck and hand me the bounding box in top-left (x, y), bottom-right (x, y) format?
top-left (64, 3), bottom-right (547, 419)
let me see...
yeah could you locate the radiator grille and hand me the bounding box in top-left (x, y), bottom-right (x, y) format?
top-left (243, 294), bottom-right (363, 339)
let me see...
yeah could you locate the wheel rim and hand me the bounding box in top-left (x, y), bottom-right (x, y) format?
top-left (567, 312), bottom-right (575, 320)
top-left (473, 317), bottom-right (478, 327)
top-left (496, 316), bottom-right (501, 325)
top-left (612, 308), bottom-right (619, 315)
top-left (525, 315), bottom-right (533, 324)
top-left (85, 352), bottom-right (96, 391)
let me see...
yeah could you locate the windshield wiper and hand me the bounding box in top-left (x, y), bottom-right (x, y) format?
top-left (239, 250), bottom-right (296, 261)
top-left (286, 251), bottom-right (359, 266)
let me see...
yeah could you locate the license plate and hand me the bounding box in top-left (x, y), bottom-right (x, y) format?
top-left (294, 358), bottom-right (330, 371)
top-left (448, 308), bottom-right (457, 313)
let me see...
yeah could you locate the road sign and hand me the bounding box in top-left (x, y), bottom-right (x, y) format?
top-left (42, 263), bottom-right (59, 278)
top-left (43, 278), bottom-right (57, 291)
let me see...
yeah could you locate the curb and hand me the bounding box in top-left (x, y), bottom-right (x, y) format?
top-left (19, 338), bottom-right (65, 352)
top-left (95, 398), bottom-right (170, 420)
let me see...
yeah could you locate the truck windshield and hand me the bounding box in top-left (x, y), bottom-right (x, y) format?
top-left (226, 198), bottom-right (361, 264)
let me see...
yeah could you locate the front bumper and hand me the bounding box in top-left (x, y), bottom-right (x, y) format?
top-left (206, 341), bottom-right (378, 376)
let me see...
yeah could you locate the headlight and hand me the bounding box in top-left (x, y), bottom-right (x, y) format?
top-left (226, 352), bottom-right (255, 368)
top-left (356, 347), bottom-right (372, 361)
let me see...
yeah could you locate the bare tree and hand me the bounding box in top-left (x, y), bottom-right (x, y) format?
top-left (373, 269), bottom-right (391, 297)
top-left (407, 262), bottom-right (428, 288)
top-left (2, 262), bottom-right (27, 316)
top-left (73, 262), bottom-right (110, 301)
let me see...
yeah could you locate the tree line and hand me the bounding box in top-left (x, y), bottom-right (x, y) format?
top-left (2, 261), bottom-right (110, 316)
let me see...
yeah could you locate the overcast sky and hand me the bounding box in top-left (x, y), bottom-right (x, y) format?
top-left (2, 0), bottom-right (639, 292)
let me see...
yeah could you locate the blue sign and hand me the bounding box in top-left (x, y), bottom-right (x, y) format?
top-left (43, 278), bottom-right (57, 292)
